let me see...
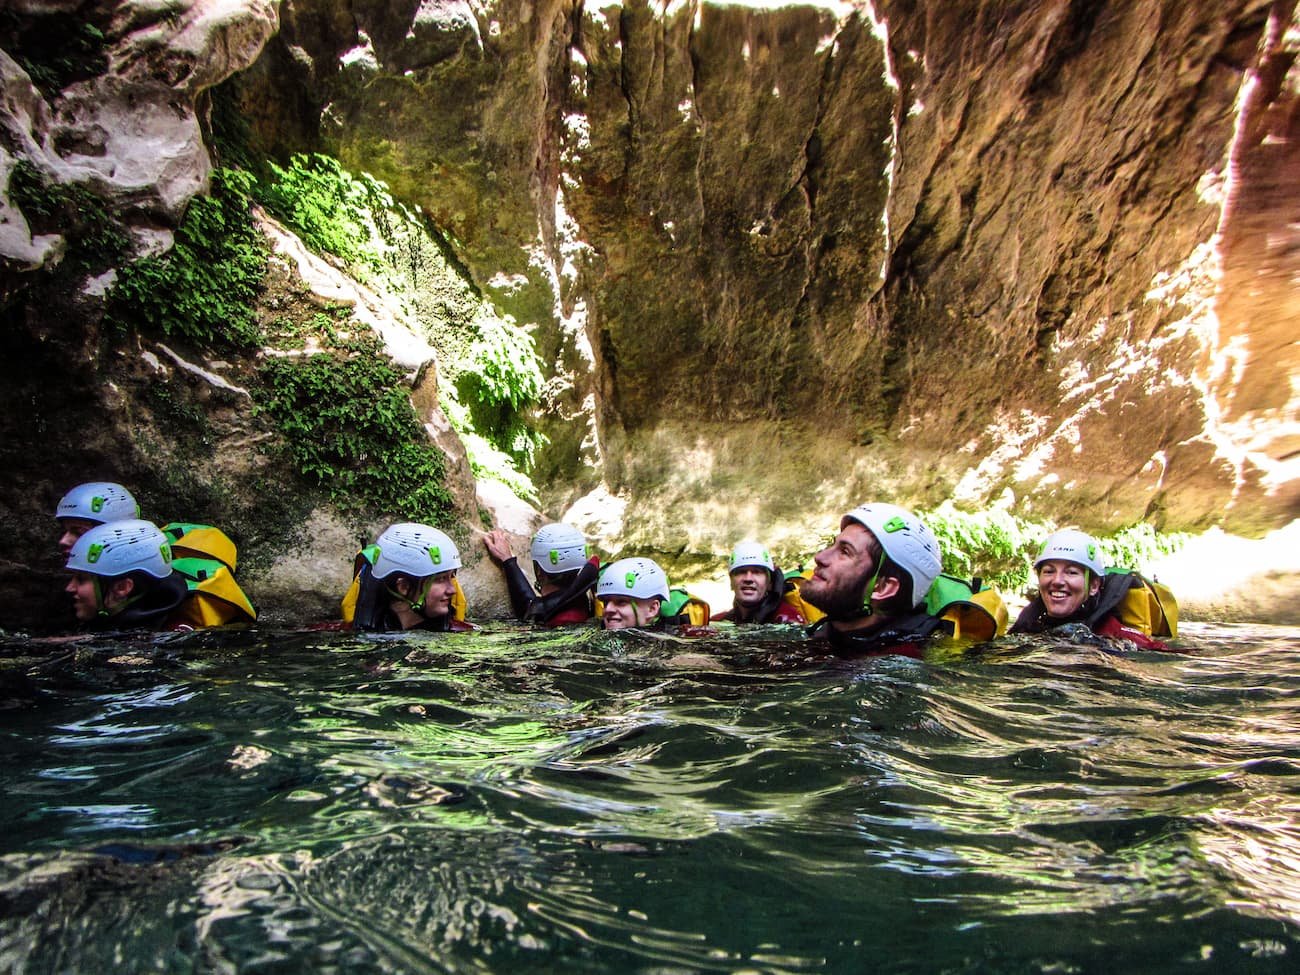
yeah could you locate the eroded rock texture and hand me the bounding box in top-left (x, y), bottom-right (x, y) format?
top-left (230, 0), bottom-right (1296, 557)
top-left (0, 0), bottom-right (279, 263)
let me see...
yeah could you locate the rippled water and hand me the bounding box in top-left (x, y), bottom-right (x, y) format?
top-left (2, 622), bottom-right (1299, 973)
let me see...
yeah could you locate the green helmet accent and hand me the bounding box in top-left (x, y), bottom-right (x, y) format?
top-left (371, 523), bottom-right (461, 580)
top-left (729, 539), bottom-right (774, 573)
top-left (1035, 528), bottom-right (1106, 577)
top-left (530, 523), bottom-right (589, 573)
top-left (841, 502), bottom-right (943, 608)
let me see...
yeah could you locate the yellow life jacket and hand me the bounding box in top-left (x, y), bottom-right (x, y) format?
top-left (785, 569), bottom-right (1007, 639)
top-left (782, 570), bottom-right (827, 625)
top-left (169, 557), bottom-right (257, 628)
top-left (924, 573), bottom-right (1009, 641)
top-left (161, 523), bottom-right (239, 573)
top-left (1096, 570), bottom-right (1178, 639)
top-left (661, 588), bottom-right (712, 626)
top-left (340, 547), bottom-right (468, 625)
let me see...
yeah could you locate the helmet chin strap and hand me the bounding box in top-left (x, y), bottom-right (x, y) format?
top-left (94, 577), bottom-right (142, 618)
top-left (630, 599), bottom-right (660, 627)
top-left (850, 561), bottom-right (886, 620)
top-left (388, 576), bottom-right (437, 613)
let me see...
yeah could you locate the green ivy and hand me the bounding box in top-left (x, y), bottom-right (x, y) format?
top-left (1098, 522), bottom-right (1188, 572)
top-left (924, 501), bottom-right (1043, 593)
top-left (923, 500), bottom-right (1187, 595)
top-left (250, 152), bottom-right (546, 497)
top-left (106, 168), bottom-right (267, 349)
top-left (253, 154), bottom-right (389, 276)
top-left (254, 352), bottom-right (455, 525)
top-left (454, 313), bottom-right (546, 468)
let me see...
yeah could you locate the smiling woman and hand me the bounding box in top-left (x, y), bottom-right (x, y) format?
top-left (1011, 528), bottom-right (1176, 651)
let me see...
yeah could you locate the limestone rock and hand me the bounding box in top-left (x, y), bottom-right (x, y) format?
top-left (0, 0), bottom-right (279, 266)
top-left (231, 0), bottom-right (1296, 546)
top-left (3, 0), bottom-right (1297, 627)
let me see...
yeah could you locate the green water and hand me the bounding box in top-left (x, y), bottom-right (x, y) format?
top-left (1, 623), bottom-right (1298, 973)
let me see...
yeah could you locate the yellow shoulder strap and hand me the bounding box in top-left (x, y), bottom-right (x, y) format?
top-left (784, 571), bottom-right (827, 625)
top-left (340, 574), bottom-right (361, 624)
top-left (451, 577), bottom-right (468, 622)
top-left (682, 595), bottom-right (711, 626)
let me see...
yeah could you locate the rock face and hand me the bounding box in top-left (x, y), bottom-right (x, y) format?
top-left (232, 0), bottom-right (1297, 553)
top-left (0, 0), bottom-right (279, 263)
top-left (1, 0), bottom-right (1296, 627)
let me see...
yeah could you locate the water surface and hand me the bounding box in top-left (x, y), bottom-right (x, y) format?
top-left (1, 622), bottom-right (1298, 973)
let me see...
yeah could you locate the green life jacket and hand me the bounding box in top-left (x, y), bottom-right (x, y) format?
top-left (159, 523), bottom-right (255, 628)
top-left (924, 573), bottom-right (1008, 641)
top-left (169, 556), bottom-right (257, 627)
top-left (659, 588), bottom-right (712, 627)
top-left (161, 522), bottom-right (239, 573)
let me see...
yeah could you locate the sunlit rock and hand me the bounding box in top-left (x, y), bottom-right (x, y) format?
top-left (230, 0), bottom-right (1296, 548)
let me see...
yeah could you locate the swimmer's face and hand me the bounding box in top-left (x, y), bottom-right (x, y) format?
top-left (602, 595), bottom-right (660, 630)
top-left (730, 566), bottom-right (770, 609)
top-left (66, 571), bottom-right (100, 621)
top-left (1036, 560), bottom-right (1099, 618)
top-left (58, 518), bottom-right (97, 557)
top-left (421, 571), bottom-right (458, 618)
top-left (802, 523), bottom-right (880, 618)
top-left (65, 572), bottom-right (132, 621)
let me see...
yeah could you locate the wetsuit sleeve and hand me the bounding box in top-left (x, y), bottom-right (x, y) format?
top-left (498, 557), bottom-right (537, 620)
top-left (527, 557), bottom-right (599, 625)
top-left (1093, 614), bottom-right (1177, 651)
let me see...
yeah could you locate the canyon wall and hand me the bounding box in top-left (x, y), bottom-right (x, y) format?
top-left (233, 0), bottom-right (1297, 556)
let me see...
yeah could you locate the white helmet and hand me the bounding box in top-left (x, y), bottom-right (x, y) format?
top-left (530, 523), bottom-right (589, 573)
top-left (56, 482), bottom-right (139, 524)
top-left (372, 523), bottom-right (461, 580)
top-left (841, 503), bottom-right (943, 606)
top-left (66, 519), bottom-right (174, 579)
top-left (729, 540), bottom-right (774, 573)
top-left (1035, 528), bottom-right (1106, 577)
top-left (597, 557), bottom-right (669, 602)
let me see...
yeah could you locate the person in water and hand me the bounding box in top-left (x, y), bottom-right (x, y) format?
top-left (55, 481), bottom-right (140, 556)
top-left (597, 557), bottom-right (670, 630)
top-left (65, 519), bottom-right (191, 630)
top-left (482, 523), bottom-right (599, 626)
top-left (711, 540), bottom-right (806, 624)
top-left (1009, 528), bottom-right (1171, 650)
top-left (346, 522), bottom-right (473, 632)
top-left (800, 502), bottom-right (947, 657)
